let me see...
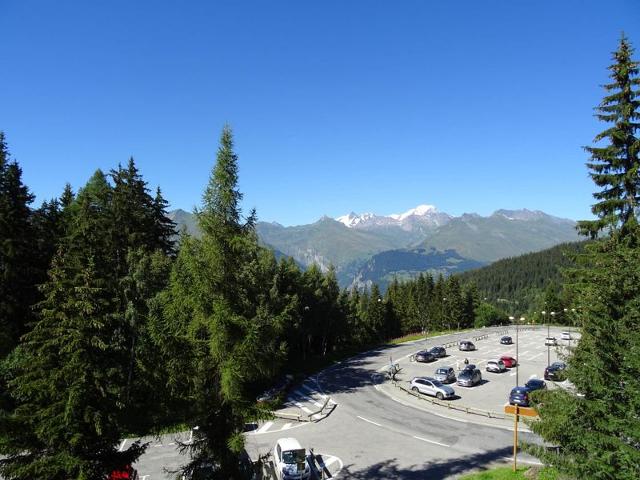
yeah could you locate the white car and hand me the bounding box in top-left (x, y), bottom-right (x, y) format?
top-left (561, 332), bottom-right (572, 341)
top-left (486, 359), bottom-right (507, 373)
top-left (545, 337), bottom-right (557, 346)
top-left (409, 376), bottom-right (456, 400)
top-left (273, 438), bottom-right (311, 480)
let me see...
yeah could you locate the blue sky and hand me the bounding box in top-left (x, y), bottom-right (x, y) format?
top-left (1, 1), bottom-right (639, 226)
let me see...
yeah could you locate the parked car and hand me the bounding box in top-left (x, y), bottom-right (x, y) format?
top-left (409, 376), bottom-right (455, 400)
top-left (544, 361), bottom-right (567, 381)
top-left (486, 359), bottom-right (507, 373)
top-left (459, 340), bottom-right (476, 351)
top-left (561, 332), bottom-right (572, 341)
top-left (525, 378), bottom-right (547, 392)
top-left (509, 386), bottom-right (531, 407)
top-left (273, 438), bottom-right (311, 480)
top-left (429, 346), bottom-right (447, 358)
top-left (545, 337), bottom-right (557, 346)
top-left (457, 368), bottom-right (482, 387)
top-left (434, 366), bottom-right (456, 384)
top-left (415, 350), bottom-right (436, 362)
top-left (500, 336), bottom-right (513, 345)
top-left (108, 465), bottom-right (138, 480)
top-left (500, 355), bottom-right (518, 368)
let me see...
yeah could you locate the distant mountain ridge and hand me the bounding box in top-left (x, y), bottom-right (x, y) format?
top-left (168, 205), bottom-right (581, 288)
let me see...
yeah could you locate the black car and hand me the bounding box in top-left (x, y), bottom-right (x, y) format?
top-left (500, 336), bottom-right (513, 345)
top-left (509, 386), bottom-right (531, 407)
top-left (459, 341), bottom-right (476, 351)
top-left (462, 363), bottom-right (477, 372)
top-left (544, 361), bottom-right (567, 381)
top-left (429, 346), bottom-right (447, 358)
top-left (457, 368), bottom-right (482, 387)
top-left (525, 378), bottom-right (547, 392)
top-left (415, 350), bottom-right (436, 362)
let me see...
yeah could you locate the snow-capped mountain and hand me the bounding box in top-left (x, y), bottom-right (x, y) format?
top-left (336, 204), bottom-right (452, 230)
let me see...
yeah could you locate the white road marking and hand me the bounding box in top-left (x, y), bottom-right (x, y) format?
top-left (294, 401), bottom-right (314, 414)
top-left (323, 456), bottom-right (339, 467)
top-left (301, 383), bottom-right (327, 399)
top-left (413, 435), bottom-right (451, 448)
top-left (118, 439), bottom-right (126, 452)
top-left (357, 415), bottom-right (382, 427)
top-left (154, 443), bottom-right (163, 447)
top-left (510, 371), bottom-right (518, 376)
top-left (282, 423), bottom-right (293, 430)
top-left (256, 421), bottom-right (273, 434)
top-left (292, 390), bottom-right (324, 408)
top-left (530, 352), bottom-right (544, 360)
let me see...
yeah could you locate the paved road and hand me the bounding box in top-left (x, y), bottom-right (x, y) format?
top-left (135, 326), bottom-right (557, 479)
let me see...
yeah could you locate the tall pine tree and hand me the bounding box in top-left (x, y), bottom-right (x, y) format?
top-left (578, 35), bottom-right (640, 238)
top-left (0, 132), bottom-right (37, 357)
top-left (157, 126), bottom-right (288, 478)
top-left (527, 36), bottom-right (640, 479)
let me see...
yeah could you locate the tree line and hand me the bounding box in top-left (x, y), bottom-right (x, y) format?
top-left (0, 33), bottom-right (637, 480)
top-left (0, 125), bottom-right (490, 479)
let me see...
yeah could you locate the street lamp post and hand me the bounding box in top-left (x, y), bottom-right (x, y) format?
top-left (509, 316), bottom-right (518, 386)
top-left (517, 317), bottom-right (525, 386)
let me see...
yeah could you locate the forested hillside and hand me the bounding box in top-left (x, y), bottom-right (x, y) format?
top-left (456, 241), bottom-right (587, 313)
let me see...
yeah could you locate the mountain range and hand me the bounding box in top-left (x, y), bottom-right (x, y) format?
top-left (168, 204), bottom-right (581, 289)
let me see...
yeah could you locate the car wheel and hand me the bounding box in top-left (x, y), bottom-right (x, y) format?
top-left (436, 392), bottom-right (444, 400)
top-left (412, 387), bottom-right (419, 393)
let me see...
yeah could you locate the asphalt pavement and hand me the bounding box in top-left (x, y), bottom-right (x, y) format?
top-left (133, 326), bottom-right (572, 479)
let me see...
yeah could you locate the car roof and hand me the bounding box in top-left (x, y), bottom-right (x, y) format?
top-left (527, 379), bottom-right (544, 384)
top-left (511, 386), bottom-right (528, 393)
top-left (500, 355), bottom-right (514, 359)
top-left (488, 359), bottom-right (501, 363)
top-left (436, 366), bottom-right (452, 371)
top-left (276, 438), bottom-right (303, 451)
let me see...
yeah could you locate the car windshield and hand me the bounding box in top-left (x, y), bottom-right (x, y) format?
top-left (282, 449), bottom-right (306, 464)
top-left (459, 371), bottom-right (472, 379)
top-left (431, 380), bottom-right (444, 387)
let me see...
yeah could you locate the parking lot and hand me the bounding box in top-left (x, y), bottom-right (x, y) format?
top-left (379, 326), bottom-right (580, 422)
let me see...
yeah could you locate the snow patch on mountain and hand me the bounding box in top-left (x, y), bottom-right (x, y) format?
top-left (336, 212), bottom-right (375, 227)
top-left (389, 204), bottom-right (437, 221)
top-left (336, 204), bottom-right (442, 228)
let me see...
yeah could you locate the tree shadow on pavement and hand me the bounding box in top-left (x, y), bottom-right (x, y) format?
top-left (340, 445), bottom-right (515, 479)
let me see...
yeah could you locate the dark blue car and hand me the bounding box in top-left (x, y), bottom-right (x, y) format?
top-left (509, 386), bottom-right (531, 407)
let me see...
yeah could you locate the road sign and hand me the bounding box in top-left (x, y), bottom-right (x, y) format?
top-left (504, 405), bottom-right (538, 417)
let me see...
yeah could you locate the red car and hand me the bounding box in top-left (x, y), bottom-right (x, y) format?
top-left (108, 465), bottom-right (138, 480)
top-left (500, 355), bottom-right (518, 368)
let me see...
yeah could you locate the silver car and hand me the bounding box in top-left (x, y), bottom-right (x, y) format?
top-left (486, 359), bottom-right (506, 373)
top-left (409, 376), bottom-right (455, 400)
top-left (434, 366), bottom-right (456, 383)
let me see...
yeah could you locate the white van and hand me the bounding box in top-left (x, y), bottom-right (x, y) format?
top-left (273, 438), bottom-right (311, 480)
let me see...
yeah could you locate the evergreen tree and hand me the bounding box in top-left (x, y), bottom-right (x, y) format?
top-left (527, 36), bottom-right (640, 479)
top-left (159, 126), bottom-right (287, 478)
top-left (0, 132), bottom-right (37, 357)
top-left (528, 228), bottom-right (640, 478)
top-left (578, 35), bottom-right (640, 238)
top-left (0, 255), bottom-right (144, 479)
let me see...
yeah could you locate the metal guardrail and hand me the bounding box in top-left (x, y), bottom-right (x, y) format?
top-left (393, 381), bottom-right (506, 419)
